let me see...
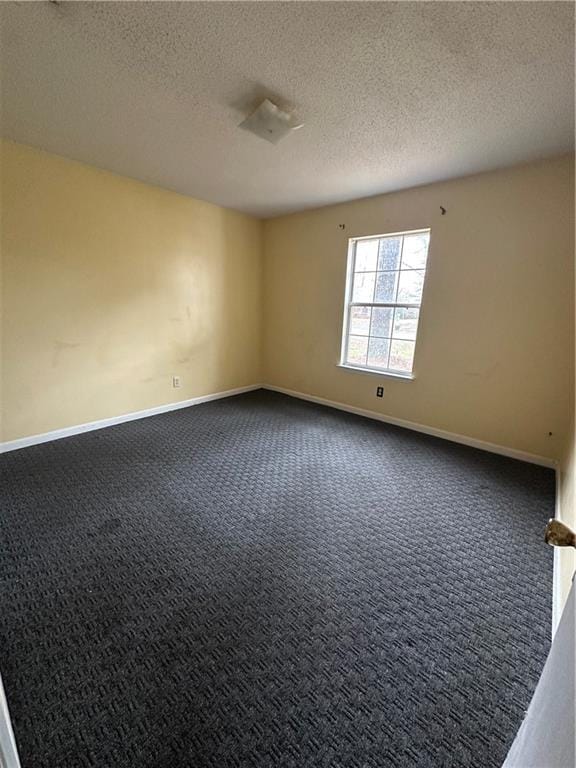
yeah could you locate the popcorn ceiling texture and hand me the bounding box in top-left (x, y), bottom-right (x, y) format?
top-left (0, 1), bottom-right (573, 217)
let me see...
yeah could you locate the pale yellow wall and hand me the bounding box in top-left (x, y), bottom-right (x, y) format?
top-left (263, 155), bottom-right (574, 462)
top-left (0, 141), bottom-right (262, 442)
top-left (2, 142), bottom-right (574, 469)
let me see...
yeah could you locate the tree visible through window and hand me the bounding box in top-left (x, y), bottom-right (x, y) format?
top-left (340, 229), bottom-right (430, 376)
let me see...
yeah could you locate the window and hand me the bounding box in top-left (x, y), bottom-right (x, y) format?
top-left (340, 229), bottom-right (431, 377)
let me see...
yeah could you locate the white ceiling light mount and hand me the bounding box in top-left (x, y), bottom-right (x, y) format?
top-left (239, 98), bottom-right (303, 145)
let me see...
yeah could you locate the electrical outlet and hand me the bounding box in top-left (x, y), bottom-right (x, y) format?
top-left (376, 386), bottom-right (384, 398)
top-left (172, 376), bottom-right (181, 388)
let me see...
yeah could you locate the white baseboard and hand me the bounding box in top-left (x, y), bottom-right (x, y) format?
top-left (3, 381), bottom-right (556, 468)
top-left (0, 384), bottom-right (262, 454)
top-left (263, 384), bottom-right (557, 469)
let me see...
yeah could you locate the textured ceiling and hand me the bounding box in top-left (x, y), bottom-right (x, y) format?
top-left (1, 1), bottom-right (574, 217)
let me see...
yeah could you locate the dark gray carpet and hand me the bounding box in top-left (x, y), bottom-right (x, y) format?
top-left (0, 389), bottom-right (554, 768)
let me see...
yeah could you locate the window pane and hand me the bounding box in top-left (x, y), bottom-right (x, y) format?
top-left (389, 339), bottom-right (415, 373)
top-left (355, 240), bottom-right (378, 272)
top-left (374, 271), bottom-right (398, 302)
top-left (349, 306), bottom-right (371, 336)
top-left (401, 233), bottom-right (429, 270)
top-left (392, 307), bottom-right (419, 340)
top-left (352, 272), bottom-right (375, 302)
top-left (347, 335), bottom-right (368, 366)
top-left (397, 270), bottom-right (425, 304)
top-left (370, 307), bottom-right (393, 338)
top-left (367, 337), bottom-right (390, 369)
top-left (377, 237), bottom-right (402, 271)
top-left (343, 230), bottom-right (429, 375)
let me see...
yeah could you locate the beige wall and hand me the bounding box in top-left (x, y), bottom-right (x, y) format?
top-left (2, 143), bottom-right (574, 474)
top-left (263, 155), bottom-right (574, 463)
top-left (0, 141), bottom-right (262, 442)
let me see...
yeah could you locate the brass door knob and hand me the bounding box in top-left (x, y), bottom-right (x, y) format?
top-left (545, 519), bottom-right (576, 548)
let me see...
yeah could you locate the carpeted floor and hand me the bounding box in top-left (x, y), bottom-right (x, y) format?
top-left (0, 390), bottom-right (554, 768)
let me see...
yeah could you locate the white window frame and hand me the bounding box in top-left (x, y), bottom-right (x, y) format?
top-left (339, 228), bottom-right (431, 380)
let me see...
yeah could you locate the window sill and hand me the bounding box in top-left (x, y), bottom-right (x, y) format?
top-left (337, 363), bottom-right (415, 381)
